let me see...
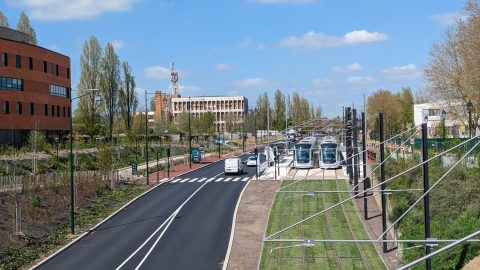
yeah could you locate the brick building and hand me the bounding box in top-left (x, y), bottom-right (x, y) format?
top-left (0, 26), bottom-right (71, 146)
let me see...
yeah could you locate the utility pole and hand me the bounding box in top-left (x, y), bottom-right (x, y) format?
top-left (353, 109), bottom-right (359, 196)
top-left (188, 96), bottom-right (192, 169)
top-left (379, 113), bottom-right (387, 253)
top-left (267, 99), bottom-right (270, 167)
top-left (362, 112), bottom-right (369, 220)
top-left (421, 122), bottom-right (432, 270)
top-left (145, 90), bottom-right (149, 185)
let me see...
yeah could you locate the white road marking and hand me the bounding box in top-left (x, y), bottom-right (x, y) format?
top-left (171, 179), bottom-right (181, 183)
top-left (215, 177), bottom-right (224, 182)
top-left (224, 177), bottom-right (233, 182)
top-left (189, 178), bottom-right (199, 182)
top-left (198, 177), bottom-right (207, 182)
top-left (206, 177), bottom-right (215, 182)
top-left (232, 177), bottom-right (241, 182)
top-left (242, 177), bottom-right (250, 181)
top-left (179, 178), bottom-right (190, 183)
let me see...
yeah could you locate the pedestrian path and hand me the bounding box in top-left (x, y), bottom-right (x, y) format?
top-left (163, 176), bottom-right (255, 183)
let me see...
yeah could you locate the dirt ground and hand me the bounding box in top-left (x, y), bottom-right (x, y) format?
top-left (226, 180), bottom-right (280, 270)
top-left (462, 255), bottom-right (480, 270)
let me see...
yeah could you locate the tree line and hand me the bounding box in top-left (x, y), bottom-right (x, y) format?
top-left (75, 36), bottom-right (138, 141)
top-left (248, 90), bottom-right (322, 132)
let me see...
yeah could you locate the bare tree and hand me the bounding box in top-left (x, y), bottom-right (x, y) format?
top-left (16, 11), bottom-right (37, 45)
top-left (119, 61), bottom-right (138, 133)
top-left (0, 11), bottom-right (9, 27)
top-left (77, 36), bottom-right (103, 137)
top-left (100, 43), bottom-right (121, 142)
top-left (425, 1), bottom-right (480, 131)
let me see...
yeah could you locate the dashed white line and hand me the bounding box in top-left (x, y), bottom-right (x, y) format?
top-left (198, 177), bottom-right (207, 182)
top-left (189, 178), bottom-right (199, 182)
top-left (215, 177), bottom-right (224, 182)
top-left (224, 177), bottom-right (233, 182)
top-left (179, 178), bottom-right (190, 183)
top-left (232, 177), bottom-right (241, 182)
top-left (241, 177), bottom-right (250, 181)
top-left (206, 177), bottom-right (215, 182)
top-left (171, 179), bottom-right (181, 183)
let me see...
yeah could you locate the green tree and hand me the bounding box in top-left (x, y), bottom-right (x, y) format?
top-left (0, 11), bottom-right (9, 27)
top-left (273, 89), bottom-right (286, 131)
top-left (119, 61), bottom-right (138, 133)
top-left (366, 89), bottom-right (404, 135)
top-left (16, 11), bottom-right (37, 45)
top-left (256, 92), bottom-right (269, 130)
top-left (132, 113), bottom-right (147, 135)
top-left (396, 87), bottom-right (414, 129)
top-left (77, 36), bottom-right (103, 137)
top-left (150, 99), bottom-right (156, 112)
top-left (100, 43), bottom-right (121, 142)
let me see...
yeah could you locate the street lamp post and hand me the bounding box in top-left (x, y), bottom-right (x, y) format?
top-left (70, 88), bottom-right (99, 235)
top-left (466, 100), bottom-right (473, 138)
top-left (441, 110), bottom-right (447, 139)
top-left (145, 90), bottom-right (149, 185)
top-left (188, 97), bottom-right (192, 169)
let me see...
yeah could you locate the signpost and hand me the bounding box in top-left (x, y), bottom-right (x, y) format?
top-left (132, 163), bottom-right (138, 176)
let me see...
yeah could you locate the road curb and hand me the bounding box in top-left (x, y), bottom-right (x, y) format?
top-left (31, 155), bottom-right (229, 270)
top-left (222, 177), bottom-right (252, 270)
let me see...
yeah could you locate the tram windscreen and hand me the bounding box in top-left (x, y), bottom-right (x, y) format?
top-left (295, 144), bottom-right (311, 163)
top-left (321, 143), bottom-right (337, 164)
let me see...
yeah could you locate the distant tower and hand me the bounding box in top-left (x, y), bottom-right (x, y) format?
top-left (170, 61), bottom-right (179, 95)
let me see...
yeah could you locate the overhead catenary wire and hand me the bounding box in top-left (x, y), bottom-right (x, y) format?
top-left (264, 135), bottom-right (479, 240)
top-left (377, 139), bottom-right (480, 241)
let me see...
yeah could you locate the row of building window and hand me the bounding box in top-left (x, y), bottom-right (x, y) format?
top-left (1, 52), bottom-right (70, 79)
top-left (49, 84), bottom-right (70, 98)
top-left (2, 101), bottom-right (70, 118)
top-left (0, 76), bottom-right (23, 91)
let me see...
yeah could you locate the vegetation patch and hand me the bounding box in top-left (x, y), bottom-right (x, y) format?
top-left (259, 180), bottom-right (385, 270)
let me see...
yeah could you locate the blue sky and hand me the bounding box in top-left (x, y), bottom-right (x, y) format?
top-left (0, 0), bottom-right (467, 117)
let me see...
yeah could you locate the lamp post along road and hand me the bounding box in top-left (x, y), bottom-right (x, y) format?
top-left (188, 97), bottom-right (192, 169)
top-left (70, 88), bottom-right (99, 234)
top-left (441, 109), bottom-right (447, 139)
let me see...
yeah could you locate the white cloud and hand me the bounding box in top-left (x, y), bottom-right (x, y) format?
top-left (381, 64), bottom-right (422, 81)
top-left (256, 44), bottom-right (267, 51)
top-left (312, 78), bottom-right (333, 86)
top-left (233, 77), bottom-right (269, 88)
top-left (215, 63), bottom-right (236, 72)
top-left (346, 76), bottom-right (375, 84)
top-left (279, 30), bottom-right (389, 50)
top-left (249, 0), bottom-right (314, 4)
top-left (428, 12), bottom-right (466, 26)
top-left (143, 66), bottom-right (170, 80)
top-left (332, 63), bottom-right (362, 73)
top-left (9, 0), bottom-right (141, 21)
top-left (381, 64), bottom-right (416, 74)
top-left (110, 40), bottom-right (125, 50)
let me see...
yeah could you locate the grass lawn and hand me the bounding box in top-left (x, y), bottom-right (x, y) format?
top-left (259, 180), bottom-right (386, 270)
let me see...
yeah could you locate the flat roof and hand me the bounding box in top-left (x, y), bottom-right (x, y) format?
top-left (0, 26), bottom-right (70, 59)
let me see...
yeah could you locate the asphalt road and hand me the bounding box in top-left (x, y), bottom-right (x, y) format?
top-left (37, 153), bottom-right (258, 270)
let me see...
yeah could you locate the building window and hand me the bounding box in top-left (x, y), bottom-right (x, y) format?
top-left (1, 53), bottom-right (7, 66)
top-left (67, 68), bottom-right (70, 79)
top-left (28, 57), bottom-right (33, 70)
top-left (44, 61), bottom-right (47, 73)
top-left (63, 106), bottom-right (65, 117)
top-left (30, 103), bottom-right (34, 115)
top-left (16, 102), bottom-right (22, 114)
top-left (16, 55), bottom-right (21, 68)
top-left (0, 77), bottom-right (23, 91)
top-left (49, 85), bottom-right (70, 97)
top-left (56, 64), bottom-right (59, 76)
top-left (57, 106), bottom-right (60, 117)
top-left (68, 107), bottom-right (71, 118)
top-left (44, 104), bottom-right (48, 116)
top-left (51, 105), bottom-right (55, 116)
top-left (2, 101), bottom-right (9, 114)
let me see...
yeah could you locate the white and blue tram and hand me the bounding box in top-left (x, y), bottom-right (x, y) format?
top-left (293, 137), bottom-right (318, 169)
top-left (319, 137), bottom-right (341, 169)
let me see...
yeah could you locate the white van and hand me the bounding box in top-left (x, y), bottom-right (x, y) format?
top-left (224, 158), bottom-right (244, 175)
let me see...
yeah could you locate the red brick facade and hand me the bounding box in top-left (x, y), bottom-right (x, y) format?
top-left (0, 35), bottom-right (71, 145)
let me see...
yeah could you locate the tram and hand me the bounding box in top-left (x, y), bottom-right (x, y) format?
top-left (293, 137), bottom-right (318, 169)
top-left (319, 137), bottom-right (341, 169)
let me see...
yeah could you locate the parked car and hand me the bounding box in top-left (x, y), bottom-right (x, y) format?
top-left (224, 157), bottom-right (244, 175)
top-left (246, 155), bottom-right (257, 166)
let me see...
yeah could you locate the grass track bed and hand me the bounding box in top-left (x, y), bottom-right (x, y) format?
top-left (259, 180), bottom-right (386, 270)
